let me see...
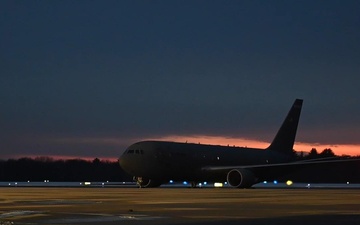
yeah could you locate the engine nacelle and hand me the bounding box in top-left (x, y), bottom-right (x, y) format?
top-left (226, 169), bottom-right (257, 188)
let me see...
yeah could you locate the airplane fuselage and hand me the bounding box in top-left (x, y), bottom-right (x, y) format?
top-left (119, 99), bottom-right (304, 188)
top-left (119, 140), bottom-right (294, 183)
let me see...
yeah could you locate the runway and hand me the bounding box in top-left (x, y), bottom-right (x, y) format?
top-left (1, 187), bottom-right (359, 225)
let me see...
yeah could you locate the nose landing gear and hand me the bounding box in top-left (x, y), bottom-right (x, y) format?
top-left (133, 176), bottom-right (162, 188)
top-left (190, 181), bottom-right (197, 188)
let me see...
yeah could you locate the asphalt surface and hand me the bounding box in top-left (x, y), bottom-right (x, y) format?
top-left (0, 187), bottom-right (359, 225)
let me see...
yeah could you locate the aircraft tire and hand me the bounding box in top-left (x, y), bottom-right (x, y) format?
top-left (137, 177), bottom-right (162, 188)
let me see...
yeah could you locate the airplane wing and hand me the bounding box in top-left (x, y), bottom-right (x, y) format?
top-left (202, 157), bottom-right (360, 184)
top-left (203, 157), bottom-right (360, 171)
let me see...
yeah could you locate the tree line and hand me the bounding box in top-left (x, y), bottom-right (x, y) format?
top-left (0, 148), bottom-right (359, 183)
top-left (284, 148), bottom-right (360, 183)
top-left (0, 157), bottom-right (132, 182)
top-left (294, 148), bottom-right (344, 159)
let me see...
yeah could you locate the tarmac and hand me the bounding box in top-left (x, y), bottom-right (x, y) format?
top-left (0, 187), bottom-right (359, 225)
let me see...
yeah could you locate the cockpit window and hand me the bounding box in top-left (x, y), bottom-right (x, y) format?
top-left (126, 149), bottom-right (144, 154)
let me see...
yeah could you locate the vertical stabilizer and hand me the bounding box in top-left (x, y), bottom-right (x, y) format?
top-left (267, 99), bottom-right (303, 154)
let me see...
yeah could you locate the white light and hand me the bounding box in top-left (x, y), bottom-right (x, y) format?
top-left (203, 182), bottom-right (207, 185)
top-left (169, 180), bottom-right (174, 184)
top-left (273, 180), bottom-right (278, 184)
top-left (183, 181), bottom-right (188, 185)
top-left (263, 181), bottom-right (267, 184)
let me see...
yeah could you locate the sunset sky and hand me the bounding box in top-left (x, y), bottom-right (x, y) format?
top-left (1, 0), bottom-right (360, 160)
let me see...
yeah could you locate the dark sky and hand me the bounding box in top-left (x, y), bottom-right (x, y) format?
top-left (1, 0), bottom-right (360, 159)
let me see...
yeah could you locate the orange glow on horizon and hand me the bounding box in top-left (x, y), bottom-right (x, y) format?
top-left (7, 154), bottom-right (117, 162)
top-left (6, 135), bottom-right (359, 161)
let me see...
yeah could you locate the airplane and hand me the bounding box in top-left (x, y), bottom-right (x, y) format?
top-left (119, 99), bottom-right (358, 188)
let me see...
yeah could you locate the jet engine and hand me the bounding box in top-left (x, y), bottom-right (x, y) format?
top-left (226, 169), bottom-right (257, 188)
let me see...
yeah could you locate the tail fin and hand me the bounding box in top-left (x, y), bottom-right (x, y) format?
top-left (267, 99), bottom-right (303, 154)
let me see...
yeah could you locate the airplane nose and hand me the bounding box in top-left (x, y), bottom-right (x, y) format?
top-left (118, 151), bottom-right (127, 168)
top-left (118, 157), bottom-right (123, 167)
top-left (119, 155), bottom-right (126, 168)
